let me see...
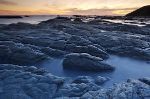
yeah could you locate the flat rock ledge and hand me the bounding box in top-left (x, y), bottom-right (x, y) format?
top-left (0, 64), bottom-right (150, 99)
top-left (63, 53), bottom-right (115, 71)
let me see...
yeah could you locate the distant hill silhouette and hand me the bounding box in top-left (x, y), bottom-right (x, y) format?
top-left (126, 5), bottom-right (150, 17)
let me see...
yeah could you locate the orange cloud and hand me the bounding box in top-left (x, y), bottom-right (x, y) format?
top-left (0, 0), bottom-right (148, 15)
top-left (0, 9), bottom-right (67, 15)
top-left (0, 7), bottom-right (137, 15)
top-left (66, 8), bottom-right (137, 15)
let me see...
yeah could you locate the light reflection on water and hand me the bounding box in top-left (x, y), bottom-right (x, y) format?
top-left (103, 19), bottom-right (150, 27)
top-left (37, 55), bottom-right (150, 87)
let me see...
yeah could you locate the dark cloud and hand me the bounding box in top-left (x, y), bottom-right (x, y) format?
top-left (0, 0), bottom-right (18, 5)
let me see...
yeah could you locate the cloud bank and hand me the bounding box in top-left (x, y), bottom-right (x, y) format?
top-left (0, 0), bottom-right (149, 15)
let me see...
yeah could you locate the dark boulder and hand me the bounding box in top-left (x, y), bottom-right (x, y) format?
top-left (63, 53), bottom-right (114, 71)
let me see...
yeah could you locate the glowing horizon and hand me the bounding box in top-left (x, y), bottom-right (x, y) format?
top-left (0, 0), bottom-right (150, 15)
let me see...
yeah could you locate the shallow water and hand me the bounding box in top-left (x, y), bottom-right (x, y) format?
top-left (103, 19), bottom-right (150, 27)
top-left (37, 55), bottom-right (150, 87)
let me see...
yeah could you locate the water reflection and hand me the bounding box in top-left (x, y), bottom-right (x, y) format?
top-left (38, 55), bottom-right (150, 87)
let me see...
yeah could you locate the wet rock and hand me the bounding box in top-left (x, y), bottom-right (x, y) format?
top-left (139, 77), bottom-right (150, 85)
top-left (0, 93), bottom-right (32, 99)
top-left (0, 15), bottom-right (150, 99)
top-left (38, 73), bottom-right (65, 85)
top-left (73, 18), bottom-right (83, 22)
top-left (2, 22), bottom-right (36, 31)
top-left (66, 45), bottom-right (109, 59)
top-left (72, 76), bottom-right (93, 84)
top-left (0, 64), bottom-right (65, 99)
top-left (109, 46), bottom-right (150, 60)
top-left (55, 97), bottom-right (80, 99)
top-left (72, 76), bottom-right (109, 85)
top-left (0, 64), bottom-right (149, 99)
top-left (67, 35), bottom-right (92, 46)
top-left (0, 41), bottom-right (47, 64)
top-left (41, 47), bottom-right (67, 57)
top-left (55, 76), bottom-right (109, 98)
top-left (55, 82), bottom-right (100, 97)
top-left (95, 76), bottom-right (110, 84)
top-left (63, 53), bottom-right (115, 71)
top-left (81, 79), bottom-right (150, 99)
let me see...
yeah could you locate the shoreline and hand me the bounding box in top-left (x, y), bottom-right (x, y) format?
top-left (0, 16), bottom-right (150, 98)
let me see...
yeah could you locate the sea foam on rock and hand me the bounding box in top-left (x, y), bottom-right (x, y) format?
top-left (63, 53), bottom-right (115, 71)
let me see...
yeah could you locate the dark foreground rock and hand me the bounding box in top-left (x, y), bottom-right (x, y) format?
top-left (0, 64), bottom-right (65, 99)
top-left (0, 64), bottom-right (109, 99)
top-left (81, 79), bottom-right (150, 99)
top-left (63, 53), bottom-right (115, 71)
top-left (0, 64), bottom-right (149, 99)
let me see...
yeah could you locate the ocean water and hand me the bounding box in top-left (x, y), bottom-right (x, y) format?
top-left (0, 15), bottom-right (56, 24)
top-left (37, 55), bottom-right (150, 87)
top-left (0, 15), bottom-right (150, 27)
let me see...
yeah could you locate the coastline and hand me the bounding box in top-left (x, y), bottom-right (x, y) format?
top-left (0, 16), bottom-right (150, 98)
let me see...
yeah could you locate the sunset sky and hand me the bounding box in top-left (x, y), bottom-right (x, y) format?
top-left (0, 0), bottom-right (150, 15)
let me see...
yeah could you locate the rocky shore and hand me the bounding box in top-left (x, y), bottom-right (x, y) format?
top-left (0, 16), bottom-right (150, 98)
top-left (0, 64), bottom-right (150, 99)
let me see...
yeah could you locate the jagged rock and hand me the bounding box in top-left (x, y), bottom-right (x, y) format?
top-left (109, 46), bottom-right (150, 60)
top-left (55, 97), bottom-right (80, 99)
top-left (65, 45), bottom-right (109, 59)
top-left (41, 47), bottom-right (66, 57)
top-left (72, 76), bottom-right (109, 85)
top-left (95, 76), bottom-right (110, 84)
top-left (0, 93), bottom-right (32, 99)
top-left (139, 77), bottom-right (150, 85)
top-left (72, 76), bottom-right (93, 84)
top-left (55, 82), bottom-right (100, 97)
top-left (55, 76), bottom-right (109, 98)
top-left (1, 22), bottom-right (36, 30)
top-left (67, 35), bottom-right (92, 46)
top-left (0, 64), bottom-right (149, 99)
top-left (0, 41), bottom-right (47, 64)
top-left (81, 79), bottom-right (150, 99)
top-left (73, 18), bottom-right (83, 22)
top-left (63, 53), bottom-right (114, 71)
top-left (0, 64), bottom-right (65, 99)
top-left (0, 14), bottom-right (150, 99)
